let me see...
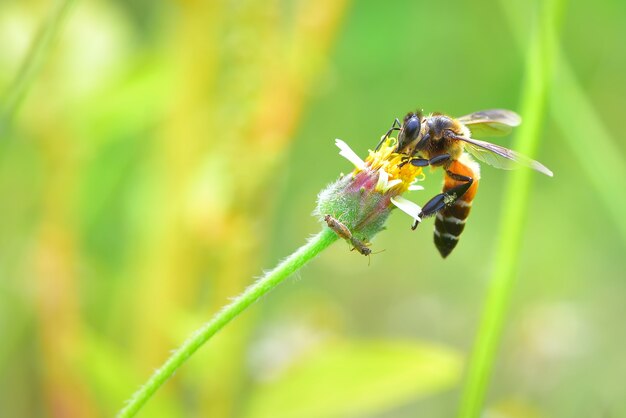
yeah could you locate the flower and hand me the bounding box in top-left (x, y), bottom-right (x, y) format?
top-left (315, 136), bottom-right (425, 252)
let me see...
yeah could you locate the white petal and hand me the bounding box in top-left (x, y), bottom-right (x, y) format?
top-left (376, 169), bottom-right (388, 191)
top-left (335, 139), bottom-right (365, 170)
top-left (385, 179), bottom-right (402, 191)
top-left (390, 196), bottom-right (422, 221)
top-left (408, 184), bottom-right (424, 191)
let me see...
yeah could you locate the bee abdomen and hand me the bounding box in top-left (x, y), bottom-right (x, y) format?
top-left (433, 156), bottom-right (480, 258)
top-left (434, 201), bottom-right (471, 258)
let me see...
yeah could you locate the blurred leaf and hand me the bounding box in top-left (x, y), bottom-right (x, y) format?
top-left (485, 398), bottom-right (546, 418)
top-left (77, 57), bottom-right (171, 142)
top-left (0, 0), bottom-right (76, 124)
top-left (244, 339), bottom-right (462, 418)
top-left (79, 328), bottom-right (179, 417)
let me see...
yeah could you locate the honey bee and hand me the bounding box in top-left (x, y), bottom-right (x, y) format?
top-left (380, 109), bottom-right (553, 257)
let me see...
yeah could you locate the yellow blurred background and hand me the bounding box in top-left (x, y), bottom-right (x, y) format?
top-left (1, 0), bottom-right (625, 417)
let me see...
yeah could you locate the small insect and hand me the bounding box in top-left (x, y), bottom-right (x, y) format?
top-left (324, 214), bottom-right (372, 256)
top-left (381, 109), bottom-right (553, 258)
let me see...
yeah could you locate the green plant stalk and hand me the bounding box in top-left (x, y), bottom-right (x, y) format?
top-left (550, 57), bottom-right (626, 242)
top-left (499, 0), bottom-right (626, 244)
top-left (117, 228), bottom-right (338, 418)
top-left (0, 0), bottom-right (76, 125)
top-left (457, 0), bottom-right (563, 417)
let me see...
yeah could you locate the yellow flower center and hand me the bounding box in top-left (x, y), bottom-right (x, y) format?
top-left (363, 137), bottom-right (423, 193)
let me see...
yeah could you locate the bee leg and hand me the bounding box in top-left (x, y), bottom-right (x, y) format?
top-left (375, 117), bottom-right (402, 151)
top-left (400, 153), bottom-right (450, 168)
top-left (411, 172), bottom-right (473, 230)
top-left (408, 153), bottom-right (450, 167)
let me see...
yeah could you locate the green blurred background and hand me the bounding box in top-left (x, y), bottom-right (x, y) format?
top-left (1, 0), bottom-right (625, 417)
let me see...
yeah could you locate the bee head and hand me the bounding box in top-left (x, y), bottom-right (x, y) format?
top-left (397, 112), bottom-right (422, 151)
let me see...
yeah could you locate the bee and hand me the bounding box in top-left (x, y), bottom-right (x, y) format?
top-left (379, 109), bottom-right (553, 258)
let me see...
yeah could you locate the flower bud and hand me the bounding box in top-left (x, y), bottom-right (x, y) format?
top-left (315, 138), bottom-right (425, 249)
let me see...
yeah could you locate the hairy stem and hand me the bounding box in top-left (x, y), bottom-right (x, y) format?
top-left (117, 228), bottom-right (338, 418)
top-left (457, 0), bottom-right (565, 416)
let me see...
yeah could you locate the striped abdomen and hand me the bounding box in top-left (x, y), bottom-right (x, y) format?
top-left (434, 154), bottom-right (480, 258)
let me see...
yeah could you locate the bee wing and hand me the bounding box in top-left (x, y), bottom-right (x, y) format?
top-left (454, 135), bottom-right (553, 177)
top-left (457, 109), bottom-right (521, 138)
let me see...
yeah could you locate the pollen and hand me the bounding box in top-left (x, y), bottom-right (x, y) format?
top-left (362, 137), bottom-right (423, 193)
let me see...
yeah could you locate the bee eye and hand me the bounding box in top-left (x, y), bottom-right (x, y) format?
top-left (403, 116), bottom-right (421, 142)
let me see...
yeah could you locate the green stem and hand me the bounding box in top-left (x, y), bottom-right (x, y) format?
top-left (117, 228), bottom-right (338, 418)
top-left (457, 0), bottom-right (564, 417)
top-left (500, 1), bottom-right (626, 241)
top-left (0, 0), bottom-right (76, 125)
top-left (550, 57), bottom-right (626, 243)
